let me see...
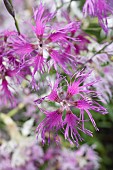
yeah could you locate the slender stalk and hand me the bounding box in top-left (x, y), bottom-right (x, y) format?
top-left (85, 41), bottom-right (113, 64)
top-left (8, 0), bottom-right (12, 5)
top-left (7, 103), bottom-right (25, 117)
top-left (0, 113), bottom-right (22, 141)
top-left (56, 1), bottom-right (70, 10)
top-left (14, 16), bottom-right (20, 35)
top-left (3, 0), bottom-right (20, 35)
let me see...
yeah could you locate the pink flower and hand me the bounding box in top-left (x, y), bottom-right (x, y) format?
top-left (74, 35), bottom-right (90, 54)
top-left (49, 49), bottom-right (75, 75)
top-left (76, 99), bottom-right (107, 130)
top-left (36, 70), bottom-right (107, 145)
top-left (0, 79), bottom-right (14, 105)
top-left (47, 77), bottom-right (61, 102)
top-left (10, 35), bottom-right (34, 58)
top-left (47, 21), bottom-right (80, 43)
top-left (64, 110), bottom-right (84, 146)
top-left (36, 109), bottom-right (63, 144)
top-left (0, 31), bottom-right (31, 106)
top-left (83, 0), bottom-right (113, 33)
top-left (8, 3), bottom-right (82, 87)
top-left (33, 3), bottom-right (55, 38)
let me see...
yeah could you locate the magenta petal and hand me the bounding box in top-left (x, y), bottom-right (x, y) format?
top-left (64, 111), bottom-right (83, 146)
top-left (83, 0), bottom-right (113, 33)
top-left (76, 99), bottom-right (107, 130)
top-left (47, 90), bottom-right (60, 102)
top-left (36, 110), bottom-right (63, 144)
top-left (67, 81), bottom-right (80, 97)
top-left (33, 3), bottom-right (55, 37)
top-left (10, 35), bottom-right (34, 57)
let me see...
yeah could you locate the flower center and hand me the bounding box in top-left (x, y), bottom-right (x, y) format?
top-left (60, 100), bottom-right (70, 110)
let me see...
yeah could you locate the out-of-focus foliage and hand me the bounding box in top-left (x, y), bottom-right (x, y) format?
top-left (0, 0), bottom-right (113, 170)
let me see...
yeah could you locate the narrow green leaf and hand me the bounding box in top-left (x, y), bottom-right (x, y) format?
top-left (3, 0), bottom-right (15, 17)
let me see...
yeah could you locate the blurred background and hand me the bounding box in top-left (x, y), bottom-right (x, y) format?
top-left (0, 0), bottom-right (113, 170)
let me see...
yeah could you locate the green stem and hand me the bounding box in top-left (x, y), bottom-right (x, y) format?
top-left (3, 0), bottom-right (21, 35)
top-left (56, 1), bottom-right (70, 10)
top-left (8, 0), bottom-right (12, 5)
top-left (14, 17), bottom-right (20, 35)
top-left (7, 103), bottom-right (25, 117)
top-left (85, 41), bottom-right (113, 64)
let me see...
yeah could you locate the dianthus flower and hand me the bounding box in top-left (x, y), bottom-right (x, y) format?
top-left (35, 70), bottom-right (108, 146)
top-left (10, 3), bottom-right (81, 88)
top-left (83, 0), bottom-right (113, 33)
top-left (45, 144), bottom-right (100, 170)
top-left (0, 31), bottom-right (31, 106)
top-left (61, 11), bottom-right (90, 55)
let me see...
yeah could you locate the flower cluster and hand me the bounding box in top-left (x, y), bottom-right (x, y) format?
top-left (0, 3), bottom-right (90, 104)
top-left (0, 31), bottom-right (31, 106)
top-left (0, 140), bottom-right (44, 170)
top-left (0, 0), bottom-right (111, 146)
top-left (83, 0), bottom-right (113, 33)
top-left (45, 144), bottom-right (100, 170)
top-left (0, 113), bottom-right (100, 170)
top-left (35, 71), bottom-right (107, 146)
top-left (0, 139), bottom-right (100, 170)
top-left (9, 3), bottom-right (81, 88)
